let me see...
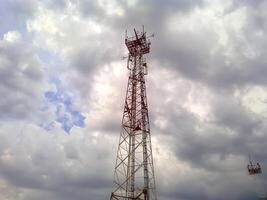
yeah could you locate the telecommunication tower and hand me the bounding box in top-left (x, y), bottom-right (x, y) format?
top-left (110, 27), bottom-right (157, 200)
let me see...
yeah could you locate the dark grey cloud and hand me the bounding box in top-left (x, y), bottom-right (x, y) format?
top-left (1, 0), bottom-right (267, 200)
top-left (0, 35), bottom-right (46, 120)
top-left (145, 64), bottom-right (267, 199)
top-left (150, 0), bottom-right (267, 91)
top-left (73, 0), bottom-right (104, 19)
top-left (153, 89), bottom-right (267, 167)
top-left (113, 0), bottom-right (205, 29)
top-left (151, 98), bottom-right (267, 199)
top-left (228, 0), bottom-right (265, 11)
top-left (0, 123), bottom-right (114, 200)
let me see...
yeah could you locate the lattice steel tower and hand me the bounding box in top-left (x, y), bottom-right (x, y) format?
top-left (110, 27), bottom-right (157, 200)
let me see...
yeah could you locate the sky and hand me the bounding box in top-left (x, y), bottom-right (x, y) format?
top-left (0, 0), bottom-right (267, 199)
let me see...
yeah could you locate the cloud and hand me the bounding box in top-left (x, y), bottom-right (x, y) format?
top-left (0, 31), bottom-right (47, 121)
top-left (0, 121), bottom-right (114, 200)
top-left (151, 0), bottom-right (267, 90)
top-left (3, 31), bottom-right (21, 42)
top-left (0, 0), bottom-right (37, 36)
top-left (1, 0), bottom-right (267, 200)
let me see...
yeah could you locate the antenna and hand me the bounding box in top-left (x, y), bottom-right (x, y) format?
top-left (110, 27), bottom-right (157, 200)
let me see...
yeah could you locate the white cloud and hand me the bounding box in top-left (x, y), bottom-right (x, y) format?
top-left (3, 31), bottom-right (21, 42)
top-left (1, 0), bottom-right (267, 199)
top-left (242, 86), bottom-right (267, 118)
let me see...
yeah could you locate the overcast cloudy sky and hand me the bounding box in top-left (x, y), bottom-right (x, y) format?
top-left (1, 0), bottom-right (267, 199)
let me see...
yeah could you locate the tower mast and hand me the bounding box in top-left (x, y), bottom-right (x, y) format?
top-left (110, 27), bottom-right (157, 200)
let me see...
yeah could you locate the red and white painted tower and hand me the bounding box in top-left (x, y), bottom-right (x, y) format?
top-left (110, 27), bottom-right (157, 200)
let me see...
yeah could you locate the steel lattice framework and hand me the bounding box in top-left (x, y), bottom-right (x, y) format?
top-left (110, 28), bottom-right (157, 200)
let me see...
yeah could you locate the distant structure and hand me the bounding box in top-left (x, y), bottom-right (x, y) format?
top-left (247, 157), bottom-right (266, 199)
top-left (247, 158), bottom-right (262, 175)
top-left (110, 27), bottom-right (157, 200)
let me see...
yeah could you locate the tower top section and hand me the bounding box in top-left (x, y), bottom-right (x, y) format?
top-left (125, 27), bottom-right (151, 57)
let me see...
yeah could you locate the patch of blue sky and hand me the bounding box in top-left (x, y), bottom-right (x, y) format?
top-left (44, 78), bottom-right (85, 133)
